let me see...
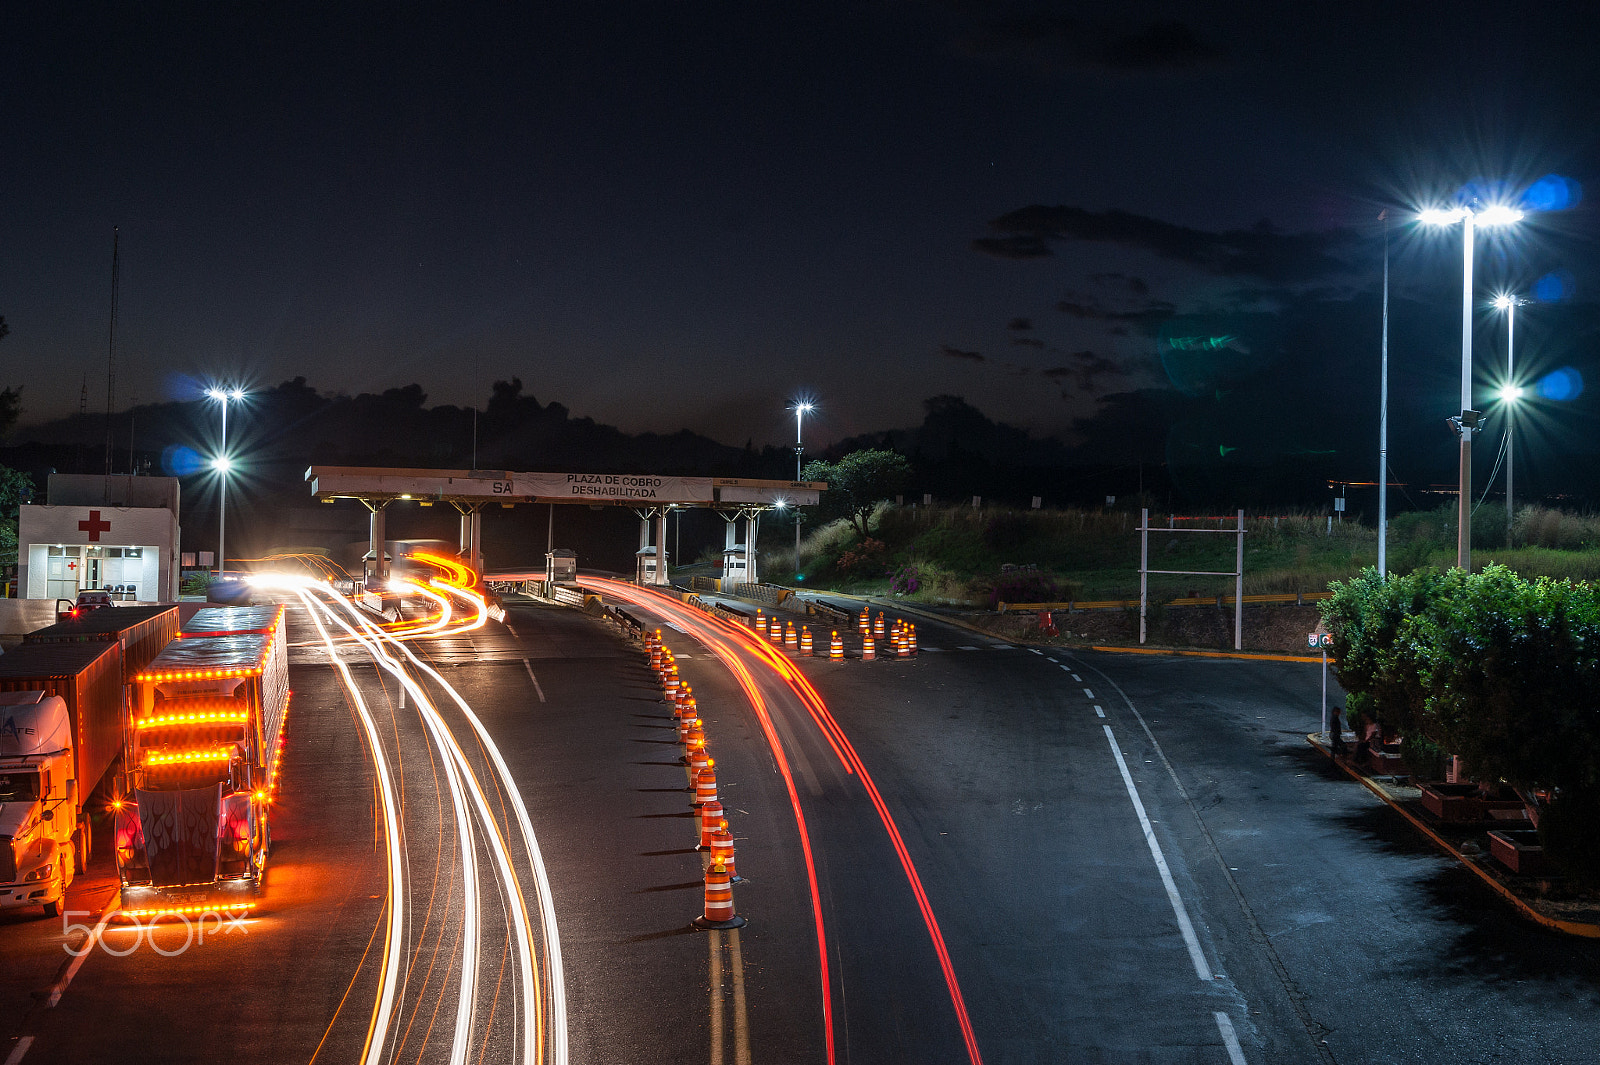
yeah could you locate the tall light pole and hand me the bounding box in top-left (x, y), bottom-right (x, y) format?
top-left (1378, 210), bottom-right (1390, 578)
top-left (1419, 204), bottom-right (1523, 571)
top-left (206, 388), bottom-right (246, 581)
top-left (791, 401), bottom-right (813, 581)
top-left (1494, 294), bottom-right (1528, 545)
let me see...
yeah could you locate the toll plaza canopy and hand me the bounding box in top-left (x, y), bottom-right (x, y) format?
top-left (305, 466), bottom-right (825, 508)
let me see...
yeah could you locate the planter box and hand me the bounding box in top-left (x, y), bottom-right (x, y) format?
top-left (1420, 783), bottom-right (1486, 822)
top-left (1488, 829), bottom-right (1547, 876)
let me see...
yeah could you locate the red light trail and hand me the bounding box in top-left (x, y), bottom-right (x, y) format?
top-left (586, 579), bottom-right (984, 1065)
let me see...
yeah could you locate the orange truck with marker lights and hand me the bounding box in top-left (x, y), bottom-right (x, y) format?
top-left (115, 606), bottom-right (289, 906)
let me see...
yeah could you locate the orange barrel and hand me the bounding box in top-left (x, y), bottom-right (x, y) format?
top-left (801, 627), bottom-right (814, 656)
top-left (858, 610), bottom-right (869, 634)
top-left (689, 744), bottom-right (711, 775)
top-left (693, 764), bottom-right (718, 805)
top-left (862, 635), bottom-right (875, 660)
top-left (785, 622), bottom-right (797, 650)
top-left (829, 631), bottom-right (843, 661)
top-left (874, 612), bottom-right (886, 637)
top-left (710, 823), bottom-right (740, 881)
top-left (909, 625), bottom-right (918, 654)
top-left (692, 859), bottom-right (746, 930)
top-left (698, 799), bottom-right (724, 848)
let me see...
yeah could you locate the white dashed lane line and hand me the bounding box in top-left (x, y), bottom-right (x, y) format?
top-left (958, 645), bottom-right (980, 651)
top-left (1071, 673), bottom-right (1082, 681)
top-left (1083, 688), bottom-right (1095, 699)
top-left (1094, 706), bottom-right (1105, 718)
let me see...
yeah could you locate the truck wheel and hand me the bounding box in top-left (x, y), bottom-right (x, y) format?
top-left (44, 901), bottom-right (60, 919)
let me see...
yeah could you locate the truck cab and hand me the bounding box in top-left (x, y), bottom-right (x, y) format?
top-left (0, 692), bottom-right (81, 918)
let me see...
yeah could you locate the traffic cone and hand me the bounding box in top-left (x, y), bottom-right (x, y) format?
top-left (858, 610), bottom-right (869, 634)
top-left (692, 859), bottom-right (746, 930)
top-left (801, 627), bottom-right (814, 656)
top-left (679, 714), bottom-right (700, 742)
top-left (710, 822), bottom-right (741, 882)
top-left (688, 743), bottom-right (711, 775)
top-left (692, 762), bottom-right (718, 805)
top-left (909, 625), bottom-right (918, 654)
top-left (785, 622), bottom-right (797, 650)
top-left (897, 628), bottom-right (911, 657)
top-left (770, 617), bottom-right (783, 644)
top-left (830, 631), bottom-right (843, 661)
top-left (663, 667), bottom-right (680, 698)
top-left (862, 634), bottom-right (875, 660)
top-left (697, 799), bottom-right (724, 848)
top-left (874, 612), bottom-right (885, 637)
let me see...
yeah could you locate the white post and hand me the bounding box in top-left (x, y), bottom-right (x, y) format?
top-left (1139, 507), bottom-right (1149, 645)
top-left (216, 399), bottom-right (228, 581)
top-left (1321, 647), bottom-right (1328, 738)
top-left (655, 509), bottom-right (670, 586)
top-left (746, 512), bottom-right (760, 585)
top-left (1233, 509), bottom-right (1244, 651)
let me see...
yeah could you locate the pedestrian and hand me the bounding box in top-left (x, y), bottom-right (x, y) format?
top-left (1329, 705), bottom-right (1346, 758)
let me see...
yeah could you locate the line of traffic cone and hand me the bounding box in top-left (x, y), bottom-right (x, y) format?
top-left (830, 631), bottom-right (844, 661)
top-left (785, 622), bottom-right (797, 650)
top-left (862, 634), bottom-right (875, 660)
top-left (800, 627), bottom-right (814, 656)
top-left (692, 857), bottom-right (746, 930)
top-left (692, 762), bottom-right (718, 805)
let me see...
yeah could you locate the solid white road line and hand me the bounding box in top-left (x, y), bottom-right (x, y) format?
top-left (1101, 723), bottom-right (1213, 982)
top-left (1215, 1011), bottom-right (1247, 1065)
top-left (47, 890), bottom-right (118, 1006)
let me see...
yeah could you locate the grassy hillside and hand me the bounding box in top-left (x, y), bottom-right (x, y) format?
top-left (772, 502), bottom-right (1600, 608)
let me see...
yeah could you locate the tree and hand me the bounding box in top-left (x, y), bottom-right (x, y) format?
top-left (0, 316), bottom-right (16, 440)
top-left (801, 449), bottom-right (911, 537)
top-left (0, 464), bottom-right (33, 568)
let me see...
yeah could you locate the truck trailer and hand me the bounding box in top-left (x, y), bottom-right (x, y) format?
top-left (115, 606), bottom-right (289, 906)
top-left (0, 641), bottom-right (125, 917)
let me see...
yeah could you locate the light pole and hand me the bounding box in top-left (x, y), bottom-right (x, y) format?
top-left (206, 388), bottom-right (246, 581)
top-left (1419, 203), bottom-right (1523, 571)
top-left (1494, 294), bottom-right (1528, 546)
top-left (1378, 209), bottom-right (1390, 578)
top-left (791, 401), bottom-right (813, 581)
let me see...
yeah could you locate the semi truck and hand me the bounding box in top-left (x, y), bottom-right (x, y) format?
top-left (114, 606), bottom-right (288, 905)
top-left (0, 642), bottom-right (125, 917)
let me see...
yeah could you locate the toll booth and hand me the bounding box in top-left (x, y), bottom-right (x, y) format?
top-left (635, 545), bottom-right (660, 585)
top-left (546, 549), bottom-right (577, 585)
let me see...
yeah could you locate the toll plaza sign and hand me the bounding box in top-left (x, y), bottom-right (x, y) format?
top-left (516, 472), bottom-right (710, 503)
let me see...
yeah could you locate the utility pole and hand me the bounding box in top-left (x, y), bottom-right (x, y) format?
top-left (105, 226), bottom-right (119, 476)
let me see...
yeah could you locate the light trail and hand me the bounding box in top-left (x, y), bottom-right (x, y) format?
top-left (589, 579), bottom-right (986, 1065)
top-left (293, 585), bottom-right (408, 1065)
top-left (297, 575), bottom-right (563, 1065)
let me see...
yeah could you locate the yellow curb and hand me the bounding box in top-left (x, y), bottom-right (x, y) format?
top-left (1306, 734), bottom-right (1600, 938)
top-left (1090, 645), bottom-right (1330, 664)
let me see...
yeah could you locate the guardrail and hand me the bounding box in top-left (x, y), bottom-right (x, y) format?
top-left (999, 590), bottom-right (1334, 613)
top-left (689, 575), bottom-right (720, 593)
top-left (732, 583), bottom-right (790, 607)
top-left (797, 598), bottom-right (853, 626)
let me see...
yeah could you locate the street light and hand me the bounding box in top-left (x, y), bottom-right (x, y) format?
top-left (791, 400), bottom-right (813, 581)
top-left (1419, 203), bottom-right (1524, 570)
top-left (1494, 293), bottom-right (1529, 545)
top-left (205, 387), bottom-right (247, 581)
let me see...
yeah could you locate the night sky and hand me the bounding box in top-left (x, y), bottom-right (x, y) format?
top-left (6, 3), bottom-right (1600, 491)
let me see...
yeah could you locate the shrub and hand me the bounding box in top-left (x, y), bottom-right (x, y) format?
top-left (836, 537), bottom-right (888, 577)
top-left (989, 571), bottom-right (1059, 609)
top-left (889, 564), bottom-right (921, 595)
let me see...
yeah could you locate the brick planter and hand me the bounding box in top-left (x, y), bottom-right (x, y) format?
top-left (1488, 829), bottom-right (1547, 876)
top-left (1420, 783), bottom-right (1486, 822)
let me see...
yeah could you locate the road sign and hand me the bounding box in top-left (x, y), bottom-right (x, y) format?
top-left (1307, 632), bottom-right (1333, 648)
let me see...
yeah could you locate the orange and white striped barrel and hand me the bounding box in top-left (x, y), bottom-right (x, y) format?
top-left (830, 631), bottom-right (843, 661)
top-left (909, 625), bottom-right (918, 654)
top-left (678, 715), bottom-right (700, 742)
top-left (874, 612), bottom-right (886, 637)
top-left (711, 823), bottom-right (740, 881)
top-left (663, 668), bottom-right (680, 697)
top-left (693, 765), bottom-right (718, 805)
top-left (785, 622), bottom-right (797, 650)
top-left (698, 799), bottom-right (724, 848)
top-left (801, 628), bottom-right (814, 656)
top-left (692, 859), bottom-right (746, 929)
top-left (897, 629), bottom-right (911, 657)
top-left (755, 610), bottom-right (764, 632)
top-left (689, 744), bottom-right (711, 775)
top-left (862, 635), bottom-right (875, 660)
top-left (858, 610), bottom-right (869, 634)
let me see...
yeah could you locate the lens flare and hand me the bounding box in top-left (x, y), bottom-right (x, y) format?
top-left (1537, 367), bottom-right (1584, 402)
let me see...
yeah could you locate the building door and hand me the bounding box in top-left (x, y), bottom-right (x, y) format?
top-left (45, 546), bottom-right (80, 600)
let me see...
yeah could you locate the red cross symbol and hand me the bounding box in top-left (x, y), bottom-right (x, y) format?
top-left (67, 561), bottom-right (77, 571)
top-left (78, 510), bottom-right (112, 542)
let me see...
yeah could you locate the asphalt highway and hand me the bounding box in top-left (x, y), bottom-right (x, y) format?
top-left (3, 584), bottom-right (1598, 1064)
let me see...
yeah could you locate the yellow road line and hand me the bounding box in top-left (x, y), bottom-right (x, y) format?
top-left (729, 929), bottom-right (750, 1065)
top-left (709, 930), bottom-right (726, 1065)
top-left (1089, 645), bottom-right (1329, 664)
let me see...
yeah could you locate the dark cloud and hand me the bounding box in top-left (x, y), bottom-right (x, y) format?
top-left (1044, 349), bottom-right (1121, 392)
top-left (1011, 336), bottom-right (1045, 348)
top-left (972, 234), bottom-right (1052, 259)
top-left (1007, 317), bottom-right (1033, 331)
top-left (1090, 272), bottom-right (1149, 296)
top-left (1057, 297), bottom-right (1176, 330)
top-left (977, 205), bottom-right (1350, 283)
top-left (1092, 21), bottom-right (1224, 71)
top-left (940, 344), bottom-right (986, 362)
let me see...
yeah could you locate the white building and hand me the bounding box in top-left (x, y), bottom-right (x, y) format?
top-left (17, 475), bottom-right (181, 602)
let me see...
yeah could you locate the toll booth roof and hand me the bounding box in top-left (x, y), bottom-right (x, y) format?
top-left (0, 640), bottom-right (120, 679)
top-left (140, 633), bottom-right (271, 679)
top-left (180, 606), bottom-right (283, 637)
top-left (25, 606), bottom-right (180, 644)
